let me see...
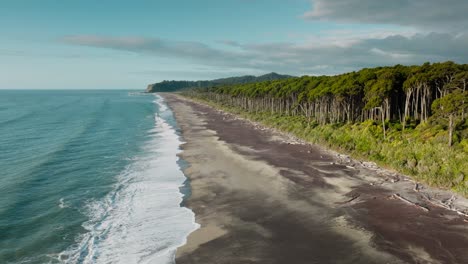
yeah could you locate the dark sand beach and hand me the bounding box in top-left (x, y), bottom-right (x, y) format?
top-left (163, 93), bottom-right (468, 264)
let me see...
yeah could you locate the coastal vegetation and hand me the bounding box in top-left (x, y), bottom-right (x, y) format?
top-left (146, 72), bottom-right (293, 92)
top-left (181, 62), bottom-right (468, 195)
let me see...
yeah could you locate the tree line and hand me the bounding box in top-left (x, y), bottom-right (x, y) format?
top-left (146, 72), bottom-right (293, 92)
top-left (184, 62), bottom-right (468, 146)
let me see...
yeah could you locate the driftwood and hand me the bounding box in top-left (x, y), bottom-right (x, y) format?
top-left (392, 194), bottom-right (430, 212)
top-left (338, 194), bottom-right (361, 205)
top-left (420, 194), bottom-right (468, 218)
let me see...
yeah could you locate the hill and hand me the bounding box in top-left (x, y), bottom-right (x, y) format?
top-left (145, 72), bottom-right (294, 93)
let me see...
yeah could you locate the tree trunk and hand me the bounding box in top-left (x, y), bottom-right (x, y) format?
top-left (463, 79), bottom-right (466, 120)
top-left (379, 107), bottom-right (386, 140)
top-left (403, 89), bottom-right (412, 131)
top-left (448, 114), bottom-right (454, 147)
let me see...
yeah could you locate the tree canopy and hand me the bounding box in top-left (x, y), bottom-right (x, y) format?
top-left (186, 61), bottom-right (468, 145)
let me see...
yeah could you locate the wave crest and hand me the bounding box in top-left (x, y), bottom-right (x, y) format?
top-left (55, 94), bottom-right (198, 264)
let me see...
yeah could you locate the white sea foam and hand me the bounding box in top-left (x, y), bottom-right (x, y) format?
top-left (154, 97), bottom-right (168, 112)
top-left (56, 95), bottom-right (198, 264)
top-left (58, 198), bottom-right (70, 209)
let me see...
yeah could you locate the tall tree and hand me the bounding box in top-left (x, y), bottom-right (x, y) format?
top-left (431, 90), bottom-right (468, 146)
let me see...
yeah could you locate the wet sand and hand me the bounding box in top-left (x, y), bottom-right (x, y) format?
top-left (163, 93), bottom-right (468, 264)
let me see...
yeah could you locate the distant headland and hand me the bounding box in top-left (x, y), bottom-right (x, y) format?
top-left (145, 72), bottom-right (294, 93)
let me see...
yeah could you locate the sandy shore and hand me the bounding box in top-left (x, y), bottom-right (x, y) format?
top-left (163, 93), bottom-right (468, 264)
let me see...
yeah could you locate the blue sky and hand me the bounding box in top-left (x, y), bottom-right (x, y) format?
top-left (1, 0), bottom-right (468, 89)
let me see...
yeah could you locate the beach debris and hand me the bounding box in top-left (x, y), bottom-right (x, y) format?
top-left (391, 193), bottom-right (430, 212)
top-left (338, 193), bottom-right (361, 205)
top-left (361, 161), bottom-right (378, 169)
top-left (390, 178), bottom-right (399, 183)
top-left (420, 194), bottom-right (468, 218)
top-left (457, 211), bottom-right (468, 218)
top-left (336, 154), bottom-right (352, 164)
top-left (443, 195), bottom-right (457, 208)
top-left (385, 175), bottom-right (400, 183)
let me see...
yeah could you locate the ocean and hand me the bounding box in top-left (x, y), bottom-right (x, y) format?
top-left (0, 90), bottom-right (198, 264)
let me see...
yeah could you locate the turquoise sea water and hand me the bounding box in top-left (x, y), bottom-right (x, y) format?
top-left (0, 90), bottom-right (197, 264)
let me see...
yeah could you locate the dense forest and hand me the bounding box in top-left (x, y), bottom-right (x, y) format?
top-left (187, 62), bottom-right (467, 146)
top-left (146, 72), bottom-right (293, 93)
top-left (183, 62), bottom-right (468, 194)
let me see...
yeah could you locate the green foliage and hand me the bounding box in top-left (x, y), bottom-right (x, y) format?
top-left (432, 90), bottom-right (468, 117)
top-left (146, 72), bottom-right (294, 92)
top-left (460, 139), bottom-right (468, 152)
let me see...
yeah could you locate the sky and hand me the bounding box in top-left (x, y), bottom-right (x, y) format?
top-left (1, 0), bottom-right (468, 89)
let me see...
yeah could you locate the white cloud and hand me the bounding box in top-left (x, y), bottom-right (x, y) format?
top-left (304, 0), bottom-right (468, 31)
top-left (61, 33), bottom-right (468, 76)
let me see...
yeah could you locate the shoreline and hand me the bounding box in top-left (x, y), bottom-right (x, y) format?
top-left (164, 93), bottom-right (468, 264)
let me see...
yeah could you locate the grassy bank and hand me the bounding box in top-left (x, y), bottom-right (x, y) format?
top-left (185, 96), bottom-right (468, 196)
